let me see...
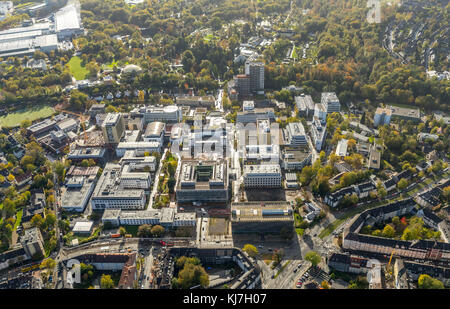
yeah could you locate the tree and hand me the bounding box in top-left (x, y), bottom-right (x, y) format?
top-left (137, 224), bottom-right (152, 237)
top-left (321, 281), bottom-right (330, 289)
top-left (401, 228), bottom-right (414, 241)
top-left (181, 50), bottom-right (196, 72)
top-left (118, 226), bottom-right (126, 236)
top-left (173, 257), bottom-right (209, 289)
top-left (31, 214), bottom-right (44, 229)
top-left (273, 249), bottom-right (284, 266)
top-left (44, 212), bottom-right (57, 229)
top-left (382, 225), bottom-right (395, 238)
top-left (443, 186), bottom-right (450, 203)
top-left (377, 187), bottom-right (387, 198)
top-left (305, 251), bottom-right (321, 266)
top-left (417, 274), bottom-right (444, 289)
top-left (299, 166), bottom-right (314, 186)
top-left (397, 178), bottom-right (408, 190)
top-left (69, 90), bottom-right (89, 111)
top-left (150, 225), bottom-right (165, 237)
top-left (100, 274), bottom-right (114, 289)
top-left (242, 244), bottom-right (258, 258)
top-left (20, 119), bottom-right (32, 128)
top-left (167, 176), bottom-right (176, 193)
top-left (40, 258), bottom-right (56, 270)
top-left (349, 193), bottom-right (359, 205)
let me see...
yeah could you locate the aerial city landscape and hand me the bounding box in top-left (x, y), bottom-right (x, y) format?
top-left (0, 0), bottom-right (448, 293)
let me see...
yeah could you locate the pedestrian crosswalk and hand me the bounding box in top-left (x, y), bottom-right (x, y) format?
top-left (308, 266), bottom-right (330, 283)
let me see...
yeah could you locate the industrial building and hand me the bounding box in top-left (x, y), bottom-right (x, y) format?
top-left (0, 3), bottom-right (83, 57)
top-left (231, 201), bottom-right (294, 235)
top-left (54, 3), bottom-right (83, 39)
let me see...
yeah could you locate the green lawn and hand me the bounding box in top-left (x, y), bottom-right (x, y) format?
top-left (102, 59), bottom-right (119, 70)
top-left (14, 209), bottom-right (23, 231)
top-left (0, 104), bottom-right (55, 128)
top-left (68, 56), bottom-right (90, 80)
top-left (319, 219), bottom-right (345, 239)
top-left (274, 260), bottom-right (291, 279)
top-left (204, 34), bottom-right (219, 42)
top-left (124, 225), bottom-right (139, 237)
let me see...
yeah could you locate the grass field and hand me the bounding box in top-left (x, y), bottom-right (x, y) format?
top-left (204, 34), bottom-right (219, 42)
top-left (102, 59), bottom-right (119, 70)
top-left (274, 260), bottom-right (291, 279)
top-left (124, 225), bottom-right (139, 237)
top-left (0, 104), bottom-right (55, 128)
top-left (68, 56), bottom-right (90, 80)
top-left (14, 209), bottom-right (23, 231)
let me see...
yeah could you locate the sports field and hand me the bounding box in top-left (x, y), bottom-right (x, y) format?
top-left (0, 105), bottom-right (55, 128)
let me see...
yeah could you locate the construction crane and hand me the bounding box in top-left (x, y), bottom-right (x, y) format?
top-left (387, 248), bottom-right (396, 269)
top-left (54, 106), bottom-right (88, 144)
top-left (386, 248), bottom-right (396, 277)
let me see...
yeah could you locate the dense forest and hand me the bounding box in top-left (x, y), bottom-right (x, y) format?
top-left (0, 0), bottom-right (448, 112)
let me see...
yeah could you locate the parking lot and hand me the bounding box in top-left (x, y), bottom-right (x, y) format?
top-left (295, 265), bottom-right (331, 289)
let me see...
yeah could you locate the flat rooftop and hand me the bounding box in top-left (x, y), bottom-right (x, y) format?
top-left (92, 163), bottom-right (145, 199)
top-left (177, 159), bottom-right (228, 190)
top-left (389, 105), bottom-right (420, 119)
top-left (231, 201), bottom-right (293, 222)
top-left (243, 164), bottom-right (280, 175)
